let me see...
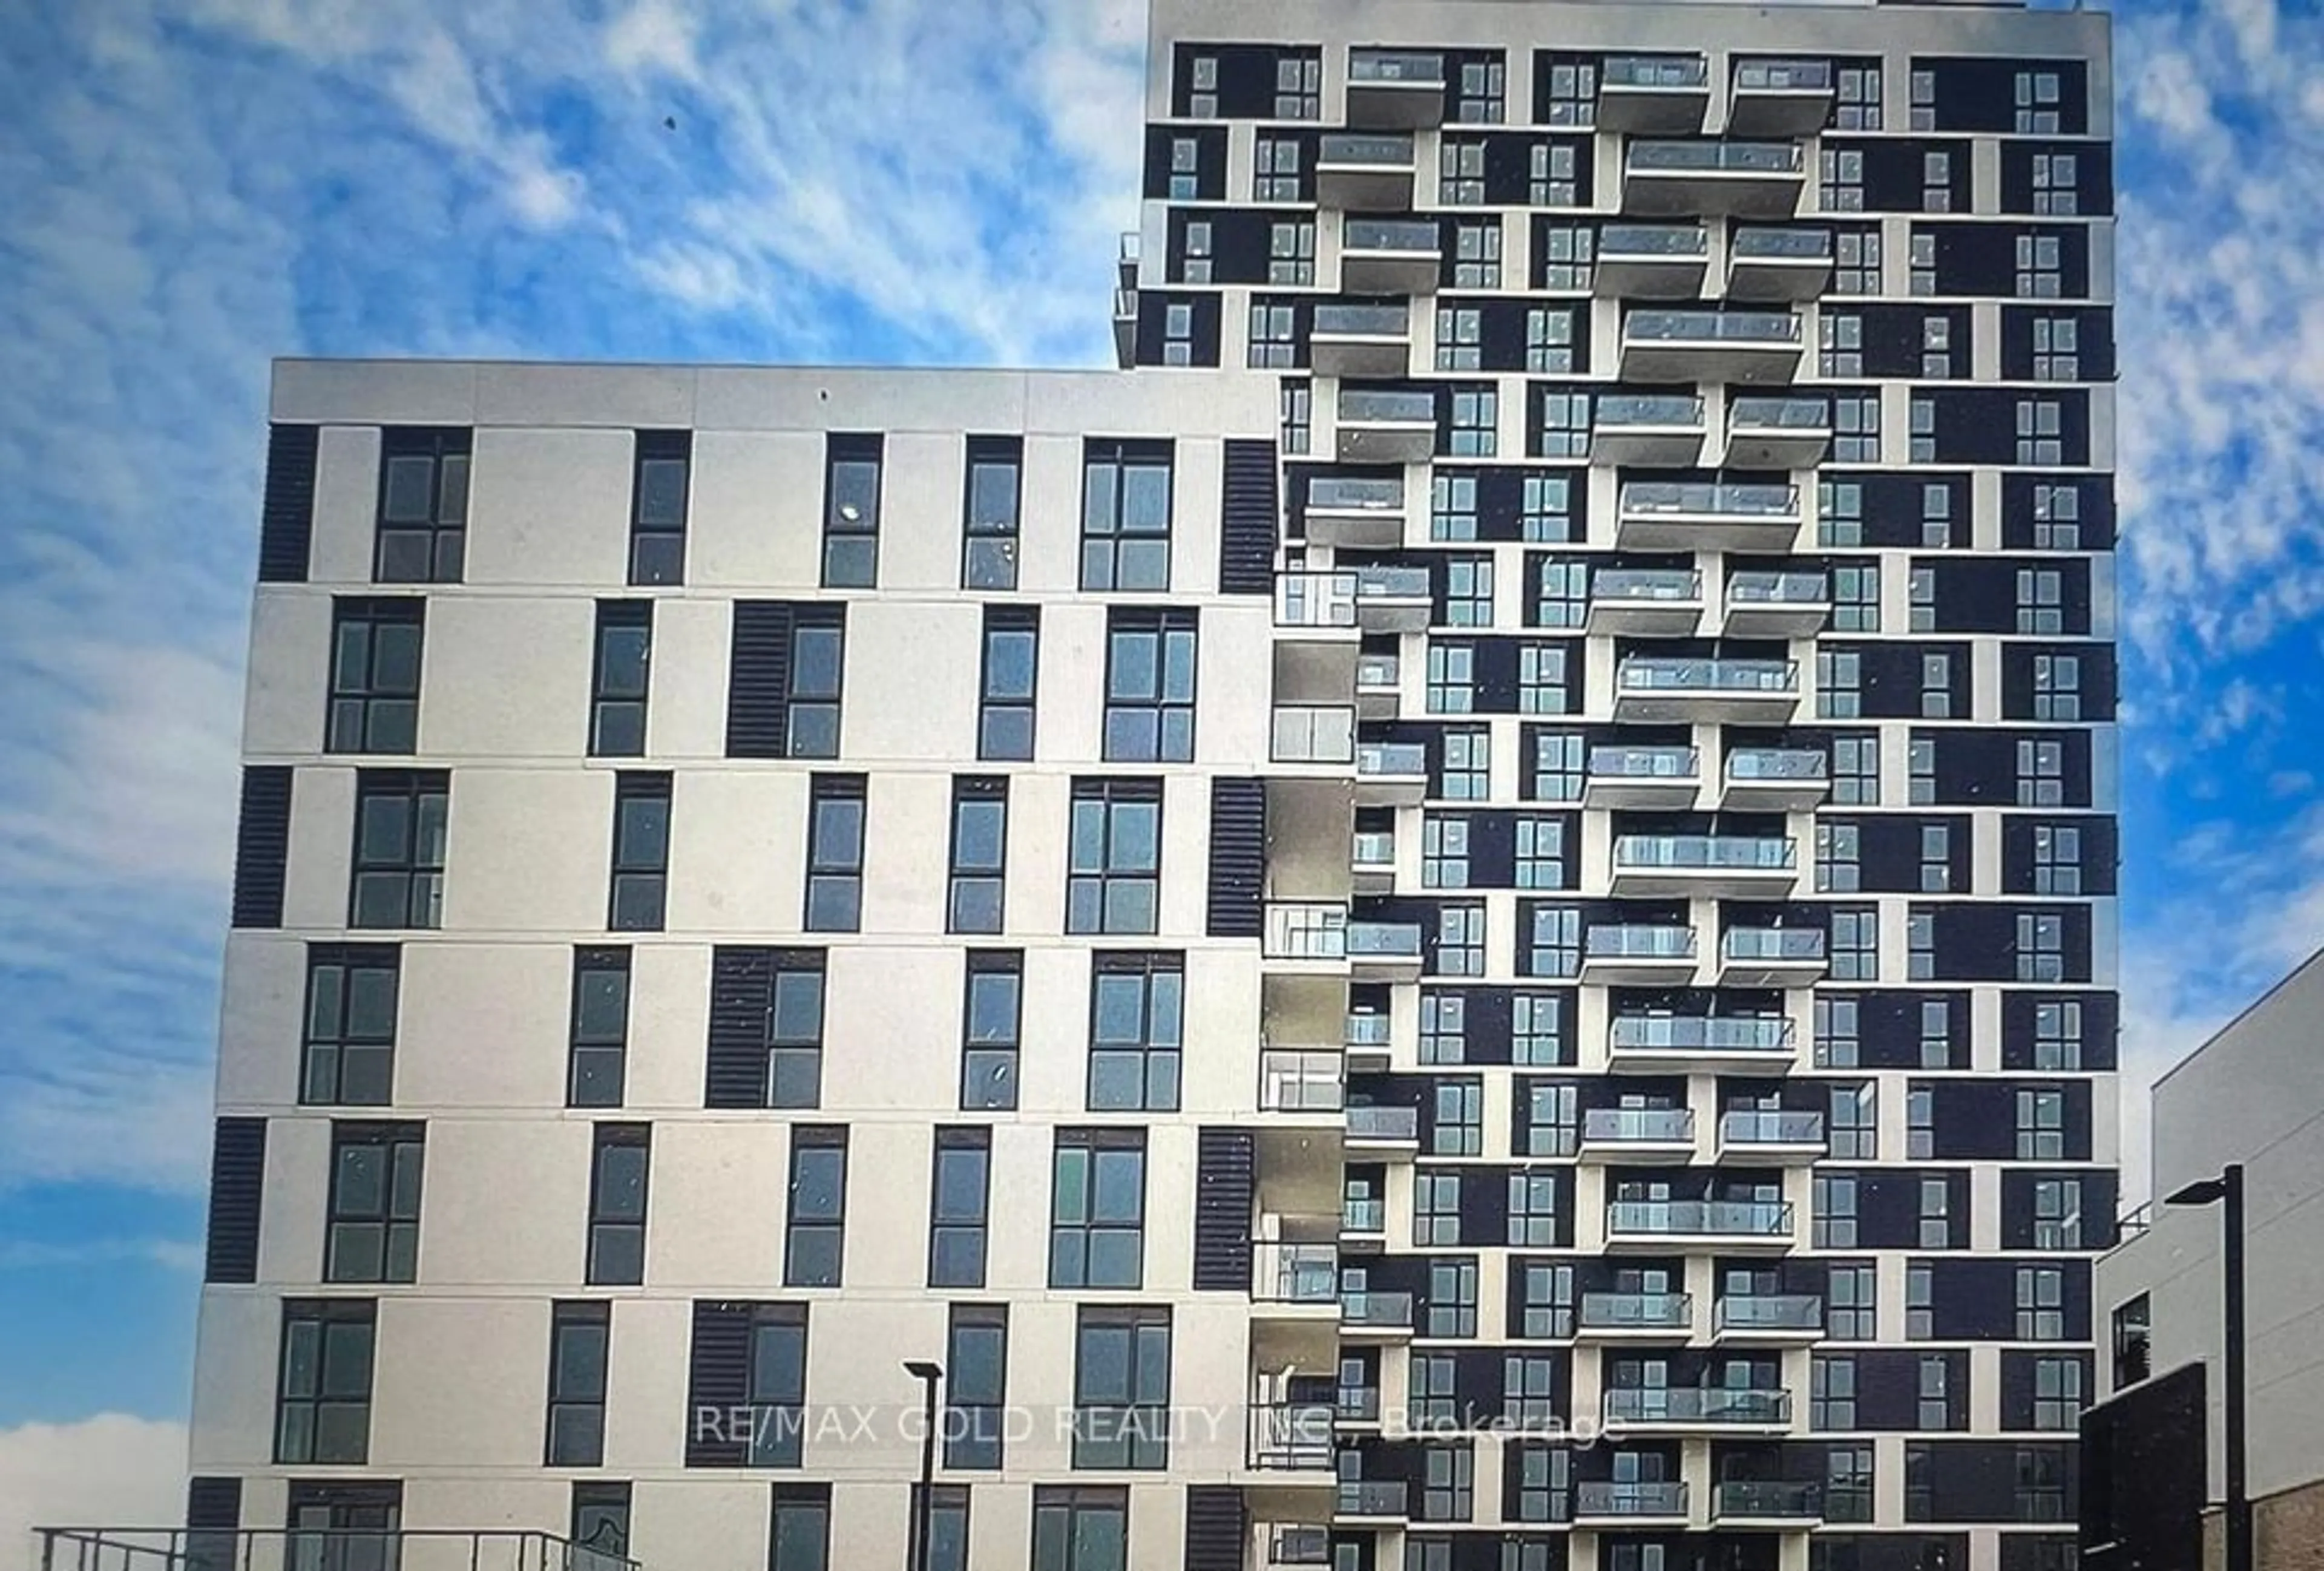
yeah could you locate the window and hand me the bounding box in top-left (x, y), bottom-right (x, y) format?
top-left (765, 953), bottom-right (827, 1109)
top-left (961, 952), bottom-right (1022, 1110)
top-left (1514, 992), bottom-right (1568, 1065)
top-left (1811, 1353), bottom-right (1856, 1429)
top-left (947, 779), bottom-right (1008, 934)
top-left (2032, 824), bottom-right (2082, 895)
top-left (1908, 1085), bottom-right (1935, 1158)
top-left (1164, 134), bottom-right (1200, 200)
top-left (1424, 1258), bottom-right (1479, 1337)
top-left (1426, 643), bottom-right (1474, 715)
top-left (1911, 231), bottom-right (1937, 298)
top-left (962, 436), bottom-right (1022, 589)
top-left (1820, 146), bottom-right (1863, 211)
top-left (1432, 1079), bottom-right (1482, 1156)
top-left (1524, 904), bottom-right (1580, 977)
top-left (915, 1486), bottom-right (970, 1571)
top-left (1451, 218), bottom-right (1501, 289)
top-left (1275, 49), bottom-right (1320, 117)
top-left (606, 773), bottom-right (669, 932)
top-left (1529, 142), bottom-right (1579, 206)
top-left (1528, 729), bottom-right (1583, 802)
top-left (1072, 1308), bottom-right (1172, 1469)
top-left (1517, 644), bottom-right (1570, 715)
top-left (1419, 1445), bottom-right (1474, 1521)
top-left (1269, 219), bottom-right (1316, 285)
top-left (544, 1302), bottom-right (609, 1466)
top-left (1051, 1131), bottom-right (1144, 1289)
top-left (1837, 63), bottom-right (1882, 129)
top-left (1918, 1356), bottom-right (1954, 1430)
top-left (1082, 441), bottom-right (1172, 592)
top-left (1519, 306), bottom-right (1578, 374)
top-left (1920, 824), bottom-right (1952, 894)
top-left (1531, 389), bottom-right (1589, 458)
top-left (2017, 1264), bottom-right (2067, 1341)
top-left (1924, 482), bottom-right (1955, 548)
top-left (2034, 999), bottom-right (2084, 1071)
top-left (2017, 1447), bottom-right (2070, 1523)
top-left (1067, 781), bottom-right (1160, 935)
top-left (978, 608), bottom-right (1039, 761)
top-left (804, 776), bottom-right (865, 933)
top-left (1440, 726), bottom-right (1491, 800)
top-left (2034, 654), bottom-right (2081, 721)
top-left (2032, 315), bottom-right (2080, 380)
top-left (1817, 649), bottom-right (1861, 719)
top-left (1817, 823), bottom-right (1861, 892)
top-left (2018, 913), bottom-right (2067, 982)
top-left (1435, 902), bottom-right (1486, 977)
top-left (373, 427), bottom-right (469, 583)
top-left (2017, 68), bottom-right (2063, 133)
top-left (1834, 228), bottom-right (1882, 294)
top-left (1441, 554), bottom-right (1495, 624)
top-left (1089, 953), bottom-right (1183, 1111)
top-left (1522, 1081), bottom-right (1578, 1156)
top-left (2112, 1294), bottom-right (2152, 1386)
top-left (570, 1484), bottom-right (630, 1560)
top-left (929, 1129), bottom-right (991, 1289)
top-left (783, 1127), bottom-right (847, 1288)
top-left (2019, 738), bottom-right (2068, 807)
top-left (275, 1300), bottom-right (376, 1464)
top-left (1830, 1263), bottom-right (1876, 1340)
top-left (1178, 220), bottom-right (1213, 284)
top-left (1907, 1262), bottom-right (1934, 1339)
top-left (622, 431), bottom-right (691, 586)
top-left (349, 771), bottom-right (448, 930)
top-left (1160, 301), bottom-right (1195, 367)
top-left (946, 1305), bottom-right (1009, 1469)
top-left (1814, 1174), bottom-right (1859, 1248)
top-left (1503, 1359), bottom-right (1558, 1432)
top-left (2032, 481), bottom-right (2082, 549)
top-left (1538, 54), bottom-right (1596, 125)
top-left (1922, 651), bottom-right (1954, 719)
top-left (1821, 313), bottom-right (1863, 378)
top-left (1833, 392), bottom-right (1880, 462)
top-left (1535, 223), bottom-right (1594, 290)
top-left (1445, 387), bottom-right (1497, 458)
top-left (327, 599), bottom-right (423, 754)
top-left (2017, 398), bottom-right (2065, 465)
top-left (586, 1124), bottom-right (649, 1285)
top-left (1253, 134), bottom-right (1304, 202)
top-left (1517, 1261), bottom-right (1574, 1338)
top-left (1922, 998), bottom-right (1957, 1066)
top-left (2017, 232), bottom-right (2064, 298)
top-left (1922, 148), bottom-right (1953, 212)
top-left (1816, 995), bottom-right (1860, 1069)
top-left (817, 434), bottom-right (883, 588)
top-left (1921, 1178), bottom-right (1955, 1248)
top-left (1440, 141), bottom-right (1486, 206)
top-left (763, 607), bottom-right (842, 759)
top-left (302, 946), bottom-right (399, 1106)
top-left (768, 1487), bottom-right (830, 1571)
top-left (1827, 1443), bottom-right (1875, 1523)
top-left (2018, 1087), bottom-right (2067, 1159)
top-left (743, 1305), bottom-right (808, 1467)
top-left (2032, 1178), bottom-right (2081, 1250)
top-left (1820, 478), bottom-right (1863, 547)
top-left (1515, 817), bottom-right (1565, 887)
top-left (1830, 1082), bottom-right (1877, 1160)
top-left (1531, 556), bottom-right (1587, 628)
top-left (1909, 568), bottom-right (1937, 632)
top-left (1103, 610), bottom-right (1197, 762)
top-left (559, 948), bottom-right (633, 1110)
top-left (1521, 473), bottom-right (1574, 542)
top-left (1508, 1171), bottom-right (1558, 1245)
top-left (580, 602), bottom-right (655, 757)
top-left (1031, 1488), bottom-right (1126, 1571)
top-left (1280, 379), bottom-right (1311, 455)
top-left (1417, 992), bottom-right (1468, 1064)
top-left (1413, 1170), bottom-right (1462, 1246)
top-left (1828, 564), bottom-right (1879, 634)
top-left (1911, 735), bottom-right (1937, 804)
top-left (325, 1122), bottom-right (422, 1284)
top-left (1830, 905), bottom-right (1878, 980)
top-left (1826, 732), bottom-right (1877, 805)
top-left (1248, 300), bottom-right (1299, 369)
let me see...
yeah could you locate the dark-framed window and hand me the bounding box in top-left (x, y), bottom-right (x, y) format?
top-left (349, 770), bottom-right (448, 930)
top-left (963, 436), bottom-right (1023, 590)
top-left (804, 775), bottom-right (866, 933)
top-left (1081, 441), bottom-right (1173, 592)
top-left (979, 608), bottom-right (1040, 761)
top-left (1066, 780), bottom-right (1161, 934)
top-left (784, 608), bottom-right (845, 758)
top-left (914, 1484), bottom-right (970, 1571)
top-left (629, 431), bottom-right (689, 586)
top-left (1031, 1487), bottom-right (1126, 1570)
top-left (608, 773), bottom-right (671, 932)
top-left (822, 434), bottom-right (882, 588)
top-left (544, 1301), bottom-right (609, 1466)
top-left (586, 1123), bottom-right (650, 1286)
top-left (275, 1299), bottom-right (376, 1464)
top-left (589, 602), bottom-right (652, 757)
top-left (962, 952), bottom-right (1022, 1111)
top-left (764, 952), bottom-right (827, 1109)
top-left (1103, 609), bottom-right (1198, 763)
top-left (327, 599), bottom-right (423, 754)
top-left (945, 1305), bottom-right (1009, 1470)
top-left (1071, 1308), bottom-right (1172, 1470)
top-left (301, 945), bottom-right (399, 1106)
top-left (928, 1128), bottom-right (991, 1288)
top-left (769, 1484), bottom-right (830, 1571)
top-left (2111, 1293), bottom-right (2150, 1386)
top-left (374, 427), bottom-right (469, 584)
top-left (570, 1484), bottom-right (630, 1560)
top-left (568, 947), bottom-right (630, 1109)
top-left (1051, 1129), bottom-right (1145, 1289)
top-left (784, 1126), bottom-right (847, 1288)
top-left (948, 778), bottom-right (1008, 935)
top-left (745, 1304), bottom-right (809, 1468)
top-left (1089, 953), bottom-right (1183, 1111)
top-left (324, 1121), bottom-right (424, 1284)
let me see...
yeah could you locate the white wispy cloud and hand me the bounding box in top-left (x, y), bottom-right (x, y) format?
top-left (0, 1415), bottom-right (185, 1544)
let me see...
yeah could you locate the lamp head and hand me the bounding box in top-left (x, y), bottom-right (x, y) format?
top-left (905, 1359), bottom-right (945, 1381)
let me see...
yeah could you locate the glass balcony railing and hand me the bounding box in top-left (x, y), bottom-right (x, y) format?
top-left (1253, 1242), bottom-right (1341, 1303)
top-left (1607, 1199), bottom-right (1795, 1236)
top-left (1619, 657), bottom-right (1799, 694)
top-left (1350, 49), bottom-right (1445, 85)
top-left (1357, 742), bottom-right (1428, 777)
top-left (1611, 1015), bottom-right (1795, 1052)
top-left (1721, 1110), bottom-right (1825, 1146)
top-left (1721, 927), bottom-right (1827, 963)
top-left (1605, 54), bottom-right (1709, 89)
top-left (1343, 1196), bottom-right (1387, 1232)
top-left (1714, 1294), bottom-right (1825, 1334)
top-left (1729, 396), bottom-right (1830, 433)
top-left (1348, 921), bottom-right (1422, 961)
top-left (1626, 309), bottom-right (1802, 346)
top-left (1620, 481), bottom-right (1802, 518)
top-left (1630, 140), bottom-right (1805, 175)
top-left (1345, 1012), bottom-right (1391, 1049)
top-left (1275, 570), bottom-right (1357, 628)
top-left (1734, 59), bottom-right (1835, 92)
top-left (1269, 1526), bottom-right (1333, 1569)
top-left (1732, 226), bottom-right (1834, 260)
top-left (1587, 924), bottom-right (1699, 960)
top-left (1353, 565), bottom-right (1430, 599)
top-left (1591, 745), bottom-right (1699, 781)
top-left (1248, 1401), bottom-right (1336, 1469)
top-left (1580, 1290), bottom-right (1692, 1330)
top-left (1596, 568), bottom-right (1702, 603)
top-left (1356, 654), bottom-right (1400, 689)
top-left (1338, 1384), bottom-right (1382, 1423)
top-left (1584, 1107), bottom-right (1696, 1143)
top-left (1340, 1291), bottom-right (1416, 1330)
top-left (1715, 1480), bottom-right (1824, 1518)
top-left (1315, 303), bottom-right (1411, 338)
top-left (1347, 1104), bottom-right (1420, 1141)
top-left (1338, 389), bottom-right (1437, 425)
top-left (1728, 571), bottom-right (1829, 604)
top-left (1603, 1387), bottom-right (1793, 1425)
top-left (1597, 394), bottom-right (1707, 429)
top-left (1727, 748), bottom-right (1828, 782)
top-left (1351, 830), bottom-right (1396, 866)
top-left (1615, 835), bottom-right (1796, 872)
top-left (1344, 218), bottom-right (1442, 254)
top-left (1309, 476), bottom-right (1405, 512)
top-left (1319, 133), bottom-right (1415, 167)
top-left (1599, 223), bottom-right (1709, 258)
top-left (1336, 1480), bottom-right (1410, 1516)
top-left (1260, 1049), bottom-right (1345, 1113)
top-left (1577, 1481), bottom-right (1690, 1517)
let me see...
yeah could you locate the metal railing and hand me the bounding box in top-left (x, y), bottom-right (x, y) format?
top-left (1315, 303), bottom-right (1411, 338)
top-left (1340, 1290), bottom-right (1416, 1330)
top-left (1260, 1050), bottom-right (1345, 1113)
top-left (1625, 309), bottom-right (1802, 345)
top-left (1338, 389), bottom-right (1437, 425)
top-left (1353, 564), bottom-right (1430, 599)
top-left (1719, 1110), bottom-right (1825, 1146)
top-left (1721, 927), bottom-right (1827, 962)
top-left (1577, 1481), bottom-right (1690, 1517)
top-left (1308, 474), bottom-right (1405, 511)
top-left (1584, 1107), bottom-right (1696, 1144)
top-left (1266, 1526), bottom-right (1333, 1569)
top-left (1728, 571), bottom-right (1830, 604)
top-left (1253, 1241), bottom-right (1341, 1303)
top-left (1336, 1480), bottom-right (1410, 1517)
top-left (1248, 1401), bottom-right (1337, 1469)
top-left (1351, 829), bottom-right (1396, 868)
top-left (1598, 223), bottom-right (1708, 257)
top-left (1729, 397), bottom-right (1830, 433)
top-left (1338, 1385), bottom-right (1382, 1422)
top-left (1619, 656), bottom-right (1800, 693)
top-left (1732, 225), bottom-right (1834, 260)
top-left (1343, 1196), bottom-right (1387, 1233)
top-left (1343, 218), bottom-right (1441, 254)
top-left (1351, 49), bottom-right (1445, 84)
top-left (1348, 920), bottom-right (1422, 960)
top-left (1615, 834), bottom-right (1797, 871)
top-left (1356, 654), bottom-right (1400, 689)
top-left (1629, 140), bottom-right (1805, 174)
top-left (1580, 1290), bottom-right (1692, 1330)
top-left (1603, 1386), bottom-right (1794, 1424)
top-left (1344, 1012), bottom-right (1391, 1049)
top-left (1604, 54), bottom-right (1709, 89)
top-left (36, 1532), bottom-right (640, 1571)
top-left (1319, 133), bottom-right (1415, 166)
top-left (1587, 924), bottom-right (1698, 959)
top-left (1591, 744), bottom-right (1700, 781)
top-left (1734, 59), bottom-right (1834, 91)
top-left (1347, 1104), bottom-right (1420, 1141)
top-left (1596, 568), bottom-right (1702, 603)
top-left (1357, 741), bottom-right (1428, 778)
top-left (1714, 1479), bottom-right (1824, 1518)
top-left (1607, 1199), bottom-right (1795, 1236)
top-left (1597, 394), bottom-right (1706, 428)
top-left (1714, 1294), bottom-right (1824, 1334)
top-left (1727, 747), bottom-right (1827, 782)
top-left (1620, 480), bottom-right (1801, 518)
top-left (1612, 1015), bottom-right (1794, 1052)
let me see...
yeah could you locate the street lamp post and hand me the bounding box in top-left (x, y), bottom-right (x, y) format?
top-left (904, 1359), bottom-right (946, 1571)
top-left (2166, 1163), bottom-right (2250, 1571)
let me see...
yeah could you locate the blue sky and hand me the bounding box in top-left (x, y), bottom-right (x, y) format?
top-left (2, 0), bottom-right (2323, 1524)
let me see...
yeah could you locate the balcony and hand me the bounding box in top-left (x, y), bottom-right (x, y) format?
top-left (1345, 1104), bottom-right (1420, 1155)
top-left (1318, 133), bottom-right (1416, 211)
top-left (1613, 655), bottom-right (1802, 723)
top-left (1265, 902), bottom-right (1347, 966)
top-left (1716, 927), bottom-right (1827, 988)
top-left (1272, 704), bottom-right (1356, 766)
top-left (1580, 1106), bottom-right (1699, 1163)
top-left (1598, 53), bottom-right (1711, 134)
top-left (1623, 140), bottom-right (1807, 220)
top-left (1722, 570), bottom-right (1830, 638)
top-left (1712, 1479), bottom-right (1825, 1526)
top-left (1610, 835), bottom-right (1800, 899)
top-left (1619, 309), bottom-right (1804, 385)
top-left (1589, 568), bottom-right (1704, 637)
top-left (1260, 1051), bottom-right (1346, 1116)
top-left (34, 1530), bottom-right (641, 1571)
top-left (1338, 1383), bottom-right (1382, 1425)
top-left (1339, 1291), bottom-right (1416, 1344)
top-left (1587, 746), bottom-right (1701, 810)
top-left (1275, 570), bottom-right (1358, 635)
top-left (1307, 474), bottom-right (1408, 546)
top-left (1594, 222), bottom-right (1710, 300)
top-left (1728, 57), bottom-right (1836, 137)
top-left (1355, 741), bottom-right (1428, 807)
top-left (1111, 285), bottom-right (1136, 370)
top-left (1605, 1199), bottom-right (1797, 1252)
top-left (1341, 217), bottom-right (1441, 295)
top-left (1722, 749), bottom-right (1828, 812)
top-left (1713, 1293), bottom-right (1825, 1343)
top-left (1252, 1242), bottom-right (1342, 1308)
top-left (1348, 48), bottom-right (1446, 129)
top-left (1614, 480), bottom-right (1803, 553)
top-left (1575, 1481), bottom-right (1692, 1527)
top-left (1609, 1014), bottom-right (1798, 1075)
top-left (1577, 1289), bottom-right (1694, 1340)
top-left (1601, 1386), bottom-right (1794, 1433)
top-left (1266, 1526), bottom-right (1334, 1569)
top-left (1727, 226), bottom-right (1834, 304)
top-left (1342, 1195), bottom-right (1387, 1247)
top-left (1312, 303), bottom-right (1413, 379)
top-left (1352, 565), bottom-right (1431, 631)
top-left (1248, 1400), bottom-right (1338, 1471)
top-left (1581, 923), bottom-right (1700, 988)
top-left (1344, 1010), bottom-right (1392, 1071)
top-left (1336, 1478), bottom-right (1411, 1518)
top-left (1350, 920), bottom-right (1422, 981)
top-left (1335, 388), bottom-right (1436, 464)
top-left (1351, 828), bottom-right (1396, 895)
top-left (1717, 1109), bottom-right (1827, 1164)
top-left (1593, 393), bottom-right (1709, 468)
top-left (1355, 652), bottom-right (1401, 721)
top-left (1725, 396), bottom-right (1831, 469)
